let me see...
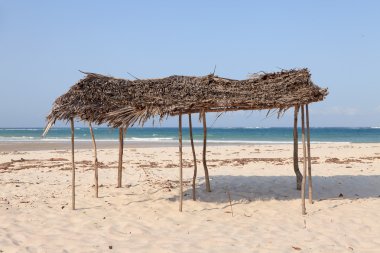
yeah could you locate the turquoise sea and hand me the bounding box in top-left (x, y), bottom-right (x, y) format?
top-left (0, 127), bottom-right (380, 143)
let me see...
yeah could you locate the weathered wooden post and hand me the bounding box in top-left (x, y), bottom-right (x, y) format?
top-left (306, 104), bottom-right (313, 204)
top-left (70, 118), bottom-right (76, 210)
top-left (179, 114), bottom-right (183, 212)
top-left (188, 113), bottom-right (197, 201)
top-left (202, 111), bottom-right (211, 192)
top-left (89, 123), bottom-right (99, 198)
top-left (301, 106), bottom-right (307, 215)
top-left (293, 105), bottom-right (303, 190)
top-left (117, 127), bottom-right (124, 188)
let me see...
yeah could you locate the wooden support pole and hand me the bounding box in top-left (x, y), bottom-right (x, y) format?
top-left (301, 106), bottom-right (307, 215)
top-left (293, 105), bottom-right (303, 190)
top-left (89, 123), bottom-right (99, 198)
top-left (70, 118), bottom-right (75, 210)
top-left (179, 114), bottom-right (183, 212)
top-left (306, 104), bottom-right (313, 204)
top-left (202, 111), bottom-right (211, 192)
top-left (124, 127), bottom-right (128, 181)
top-left (117, 127), bottom-right (124, 188)
top-left (188, 113), bottom-right (197, 201)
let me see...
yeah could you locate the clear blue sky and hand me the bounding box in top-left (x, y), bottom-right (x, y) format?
top-left (1, 1), bottom-right (379, 128)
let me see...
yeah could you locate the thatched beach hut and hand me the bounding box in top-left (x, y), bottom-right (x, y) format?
top-left (44, 68), bottom-right (328, 214)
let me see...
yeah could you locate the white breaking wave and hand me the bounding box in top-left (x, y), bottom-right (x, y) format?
top-left (130, 137), bottom-right (174, 142)
top-left (1, 128), bottom-right (40, 131)
top-left (0, 136), bottom-right (38, 142)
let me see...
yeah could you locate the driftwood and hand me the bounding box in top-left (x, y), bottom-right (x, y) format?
top-left (0, 162), bottom-right (12, 170)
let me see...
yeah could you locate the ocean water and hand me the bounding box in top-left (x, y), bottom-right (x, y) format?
top-left (0, 127), bottom-right (380, 143)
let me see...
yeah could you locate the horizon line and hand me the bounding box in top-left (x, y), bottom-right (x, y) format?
top-left (1, 126), bottom-right (379, 129)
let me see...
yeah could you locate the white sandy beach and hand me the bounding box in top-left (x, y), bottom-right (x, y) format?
top-left (1, 143), bottom-right (380, 252)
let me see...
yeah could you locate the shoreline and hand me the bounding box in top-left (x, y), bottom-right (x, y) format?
top-left (0, 140), bottom-right (360, 152)
top-left (0, 140), bottom-right (247, 152)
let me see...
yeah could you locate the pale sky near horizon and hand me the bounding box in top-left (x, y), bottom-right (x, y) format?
top-left (0, 1), bottom-right (379, 128)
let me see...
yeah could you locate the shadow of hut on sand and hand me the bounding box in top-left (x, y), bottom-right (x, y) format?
top-left (170, 175), bottom-right (380, 204)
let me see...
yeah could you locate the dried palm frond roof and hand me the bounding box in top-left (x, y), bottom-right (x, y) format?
top-left (43, 68), bottom-right (328, 134)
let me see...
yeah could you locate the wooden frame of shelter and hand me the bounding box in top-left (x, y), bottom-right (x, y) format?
top-left (43, 68), bottom-right (327, 214)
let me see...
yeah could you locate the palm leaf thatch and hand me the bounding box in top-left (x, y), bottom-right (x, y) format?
top-left (44, 68), bottom-right (328, 133)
